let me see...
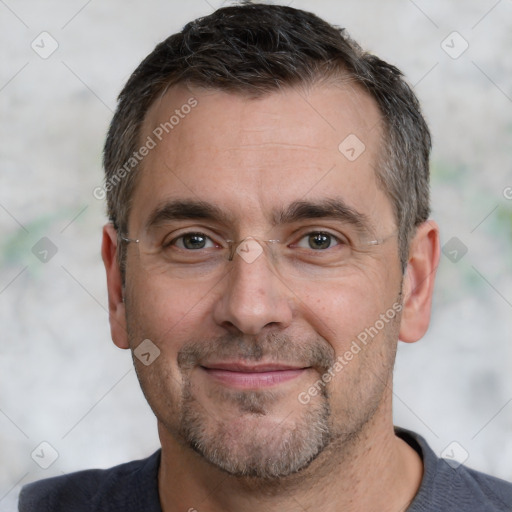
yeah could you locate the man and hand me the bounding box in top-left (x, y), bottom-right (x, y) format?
top-left (19, 3), bottom-right (512, 511)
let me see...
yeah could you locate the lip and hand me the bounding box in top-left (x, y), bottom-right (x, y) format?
top-left (200, 362), bottom-right (309, 389)
top-left (202, 362), bottom-right (304, 372)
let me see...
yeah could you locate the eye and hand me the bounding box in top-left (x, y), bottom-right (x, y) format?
top-left (295, 231), bottom-right (345, 251)
top-left (168, 232), bottom-right (217, 250)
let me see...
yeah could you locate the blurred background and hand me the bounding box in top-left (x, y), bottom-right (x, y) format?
top-left (1, 0), bottom-right (511, 509)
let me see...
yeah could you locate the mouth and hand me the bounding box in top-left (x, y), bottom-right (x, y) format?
top-left (200, 362), bottom-right (310, 389)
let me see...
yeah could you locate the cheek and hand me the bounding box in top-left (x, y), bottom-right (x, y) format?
top-left (125, 273), bottom-right (211, 351)
top-left (300, 276), bottom-right (400, 414)
top-left (296, 271), bottom-right (396, 353)
top-left (124, 277), bottom-right (207, 415)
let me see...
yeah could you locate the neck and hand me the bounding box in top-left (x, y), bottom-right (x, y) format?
top-left (158, 394), bottom-right (423, 512)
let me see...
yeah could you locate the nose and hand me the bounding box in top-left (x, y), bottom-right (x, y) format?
top-left (212, 239), bottom-right (293, 335)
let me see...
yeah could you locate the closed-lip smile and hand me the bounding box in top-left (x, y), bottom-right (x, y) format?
top-left (200, 361), bottom-right (309, 388)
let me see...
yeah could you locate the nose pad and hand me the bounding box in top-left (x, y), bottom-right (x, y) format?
top-left (230, 237), bottom-right (265, 264)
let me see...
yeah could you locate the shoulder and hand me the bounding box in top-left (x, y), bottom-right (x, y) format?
top-left (18, 450), bottom-right (161, 512)
top-left (458, 466), bottom-right (512, 509)
top-left (396, 428), bottom-right (512, 511)
top-left (430, 463), bottom-right (512, 511)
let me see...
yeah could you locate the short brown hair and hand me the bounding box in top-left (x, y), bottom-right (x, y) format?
top-left (103, 2), bottom-right (431, 274)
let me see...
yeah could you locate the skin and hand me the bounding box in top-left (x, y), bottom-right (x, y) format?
top-left (102, 82), bottom-right (440, 512)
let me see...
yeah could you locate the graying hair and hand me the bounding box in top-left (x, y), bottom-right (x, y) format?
top-left (103, 2), bottom-right (431, 275)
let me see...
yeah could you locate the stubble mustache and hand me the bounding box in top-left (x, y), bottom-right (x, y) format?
top-left (177, 330), bottom-right (336, 377)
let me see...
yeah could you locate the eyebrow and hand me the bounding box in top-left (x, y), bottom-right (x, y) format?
top-left (272, 198), bottom-right (372, 233)
top-left (145, 200), bottom-right (233, 230)
top-left (144, 197), bottom-right (372, 234)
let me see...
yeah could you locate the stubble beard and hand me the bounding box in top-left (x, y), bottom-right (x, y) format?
top-left (128, 302), bottom-right (401, 482)
top-left (176, 377), bottom-right (332, 479)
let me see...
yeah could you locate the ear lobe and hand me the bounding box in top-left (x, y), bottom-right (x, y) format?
top-left (101, 223), bottom-right (130, 349)
top-left (399, 221), bottom-right (440, 344)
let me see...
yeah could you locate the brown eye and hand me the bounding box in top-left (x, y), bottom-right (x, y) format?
top-left (296, 231), bottom-right (341, 251)
top-left (172, 233), bottom-right (214, 250)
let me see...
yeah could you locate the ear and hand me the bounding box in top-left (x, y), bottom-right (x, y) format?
top-left (101, 223), bottom-right (129, 349)
top-left (399, 220), bottom-right (440, 343)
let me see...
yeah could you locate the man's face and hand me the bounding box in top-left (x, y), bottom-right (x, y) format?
top-left (122, 83), bottom-right (404, 478)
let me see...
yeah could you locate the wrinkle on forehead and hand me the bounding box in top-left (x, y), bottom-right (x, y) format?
top-left (226, 142), bottom-right (328, 151)
top-left (132, 83), bottom-right (393, 236)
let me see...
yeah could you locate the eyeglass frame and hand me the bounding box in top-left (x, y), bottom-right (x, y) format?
top-left (118, 231), bottom-right (395, 264)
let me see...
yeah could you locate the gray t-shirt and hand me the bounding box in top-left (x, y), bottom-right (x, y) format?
top-left (18, 428), bottom-right (512, 511)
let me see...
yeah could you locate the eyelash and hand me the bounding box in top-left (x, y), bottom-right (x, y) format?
top-left (166, 230), bottom-right (348, 251)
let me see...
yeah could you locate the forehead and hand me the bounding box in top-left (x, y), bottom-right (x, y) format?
top-left (131, 82), bottom-right (393, 233)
